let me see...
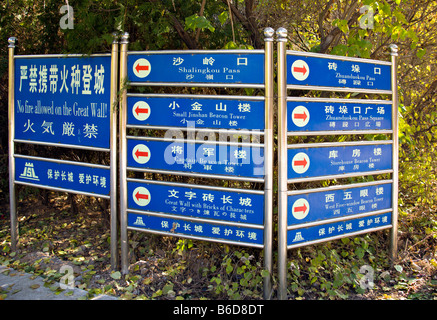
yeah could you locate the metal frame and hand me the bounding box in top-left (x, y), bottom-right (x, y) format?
top-left (119, 28), bottom-right (275, 299)
top-left (276, 27), bottom-right (399, 300)
top-left (8, 35), bottom-right (119, 270)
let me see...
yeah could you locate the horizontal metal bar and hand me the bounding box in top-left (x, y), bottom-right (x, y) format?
top-left (286, 96), bottom-right (392, 104)
top-left (15, 53), bottom-right (111, 59)
top-left (287, 179), bottom-right (393, 196)
top-left (287, 85), bottom-right (392, 95)
top-left (286, 50), bottom-right (392, 65)
top-left (288, 140), bottom-right (393, 149)
top-left (288, 130), bottom-right (393, 136)
top-left (127, 226), bottom-right (264, 249)
top-left (127, 135), bottom-right (264, 148)
top-left (127, 167), bottom-right (265, 183)
top-left (126, 125), bottom-right (265, 136)
top-left (14, 180), bottom-right (110, 199)
top-left (127, 93), bottom-right (265, 101)
top-left (127, 177), bottom-right (265, 195)
top-left (287, 208), bottom-right (393, 231)
top-left (128, 82), bottom-right (265, 89)
top-left (127, 209), bottom-right (264, 229)
top-left (14, 139), bottom-right (110, 152)
top-left (287, 169), bottom-right (393, 184)
top-left (127, 49), bottom-right (264, 55)
top-left (14, 154), bottom-right (110, 170)
top-left (287, 225), bottom-right (392, 250)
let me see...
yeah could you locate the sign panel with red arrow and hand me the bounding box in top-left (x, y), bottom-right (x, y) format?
top-left (287, 182), bottom-right (393, 225)
top-left (286, 54), bottom-right (391, 91)
top-left (287, 144), bottom-right (392, 179)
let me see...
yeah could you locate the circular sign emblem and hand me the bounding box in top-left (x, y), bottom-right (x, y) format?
top-left (291, 152), bottom-right (310, 174)
top-left (291, 59), bottom-right (309, 81)
top-left (132, 144), bottom-right (151, 164)
top-left (133, 186), bottom-right (151, 206)
top-left (133, 58), bottom-right (151, 78)
top-left (132, 101), bottom-right (151, 121)
top-left (291, 105), bottom-right (310, 127)
top-left (291, 198), bottom-right (310, 220)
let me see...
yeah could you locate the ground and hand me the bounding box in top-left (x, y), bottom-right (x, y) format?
top-left (0, 191), bottom-right (436, 300)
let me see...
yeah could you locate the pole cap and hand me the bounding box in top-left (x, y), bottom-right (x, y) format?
top-left (112, 32), bottom-right (119, 44)
top-left (264, 27), bottom-right (275, 42)
top-left (8, 37), bottom-right (17, 48)
top-left (389, 44), bottom-right (399, 56)
top-left (119, 32), bottom-right (129, 44)
top-left (276, 28), bottom-right (288, 42)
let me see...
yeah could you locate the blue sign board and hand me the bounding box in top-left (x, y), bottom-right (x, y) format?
top-left (128, 213), bottom-right (264, 246)
top-left (287, 100), bottom-right (392, 132)
top-left (127, 181), bottom-right (264, 225)
top-left (287, 54), bottom-right (391, 91)
top-left (14, 56), bottom-right (111, 148)
top-left (288, 144), bottom-right (392, 179)
top-left (127, 52), bottom-right (264, 84)
top-left (15, 157), bottom-right (110, 197)
top-left (127, 139), bottom-right (264, 178)
top-left (288, 212), bottom-right (391, 246)
top-left (127, 96), bottom-right (265, 130)
top-left (288, 183), bottom-right (392, 225)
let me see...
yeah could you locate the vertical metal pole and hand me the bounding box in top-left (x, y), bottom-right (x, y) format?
top-left (8, 37), bottom-right (18, 252)
top-left (119, 32), bottom-right (129, 274)
top-left (263, 27), bottom-right (274, 300)
top-left (110, 33), bottom-right (119, 270)
top-left (389, 44), bottom-right (399, 263)
top-left (276, 27), bottom-right (288, 300)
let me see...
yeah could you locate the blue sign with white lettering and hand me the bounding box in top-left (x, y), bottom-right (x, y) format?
top-left (127, 96), bottom-right (265, 130)
top-left (127, 52), bottom-right (264, 84)
top-left (287, 54), bottom-right (391, 91)
top-left (14, 56), bottom-right (111, 148)
top-left (128, 213), bottom-right (264, 246)
top-left (127, 139), bottom-right (264, 178)
top-left (287, 212), bottom-right (391, 246)
top-left (287, 100), bottom-right (392, 132)
top-left (127, 181), bottom-right (264, 225)
top-left (15, 157), bottom-right (110, 197)
top-left (288, 144), bottom-right (392, 180)
top-left (288, 183), bottom-right (392, 225)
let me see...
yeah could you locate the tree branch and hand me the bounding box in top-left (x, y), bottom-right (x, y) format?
top-left (221, 0), bottom-right (262, 48)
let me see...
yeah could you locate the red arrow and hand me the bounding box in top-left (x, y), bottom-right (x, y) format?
top-left (135, 191), bottom-right (149, 201)
top-left (135, 149), bottom-right (149, 159)
top-left (135, 106), bottom-right (149, 115)
top-left (293, 111), bottom-right (307, 121)
top-left (293, 65), bottom-right (307, 75)
top-left (293, 158), bottom-right (308, 168)
top-left (135, 64), bottom-right (149, 73)
top-left (294, 203), bottom-right (308, 214)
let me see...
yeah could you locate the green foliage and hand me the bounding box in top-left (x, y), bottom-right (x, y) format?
top-left (185, 14), bottom-right (215, 33)
top-left (208, 249), bottom-right (265, 299)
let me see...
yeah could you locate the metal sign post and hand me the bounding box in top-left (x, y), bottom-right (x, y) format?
top-left (389, 44), bottom-right (399, 263)
top-left (119, 28), bottom-right (274, 299)
top-left (8, 37), bottom-right (18, 251)
top-left (8, 35), bottom-right (120, 270)
top-left (276, 27), bottom-right (399, 299)
top-left (276, 27), bottom-right (289, 301)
